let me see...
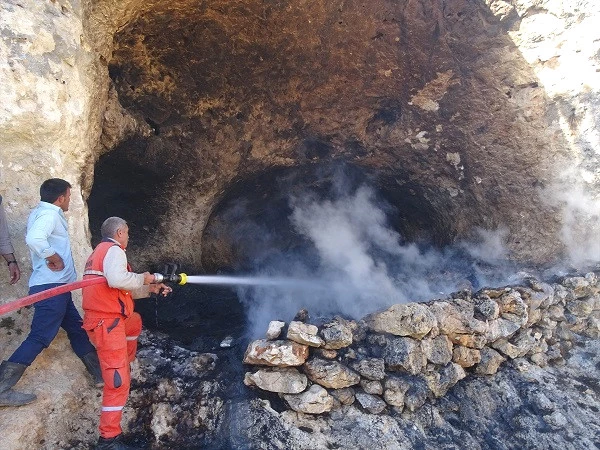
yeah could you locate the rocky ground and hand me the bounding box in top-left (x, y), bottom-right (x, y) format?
top-left (63, 329), bottom-right (599, 450)
top-left (54, 269), bottom-right (600, 450)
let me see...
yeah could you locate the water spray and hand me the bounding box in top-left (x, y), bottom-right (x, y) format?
top-left (0, 262), bottom-right (313, 317)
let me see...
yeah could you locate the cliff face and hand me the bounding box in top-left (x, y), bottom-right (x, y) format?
top-left (0, 0), bottom-right (599, 448)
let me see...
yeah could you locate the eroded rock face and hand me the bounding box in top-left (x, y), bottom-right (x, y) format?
top-left (85, 0), bottom-right (600, 271)
top-left (1, 0), bottom-right (600, 448)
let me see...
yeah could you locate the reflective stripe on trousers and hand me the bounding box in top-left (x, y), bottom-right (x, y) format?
top-left (84, 312), bottom-right (142, 439)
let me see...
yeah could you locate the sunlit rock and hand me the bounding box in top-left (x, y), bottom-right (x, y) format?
top-left (244, 368), bottom-right (308, 394)
top-left (287, 321), bottom-right (325, 347)
top-left (266, 320), bottom-right (286, 340)
top-left (283, 385), bottom-right (334, 415)
top-left (486, 317), bottom-right (522, 341)
top-left (365, 303), bottom-right (437, 339)
top-left (429, 301), bottom-right (488, 335)
top-left (446, 332), bottom-right (487, 349)
top-left (304, 358), bottom-right (360, 389)
top-left (452, 346), bottom-right (482, 367)
top-left (243, 339), bottom-right (309, 367)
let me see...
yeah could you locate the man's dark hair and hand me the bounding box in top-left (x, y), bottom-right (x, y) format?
top-left (40, 178), bottom-right (71, 203)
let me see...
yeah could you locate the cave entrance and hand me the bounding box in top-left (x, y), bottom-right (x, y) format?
top-left (201, 161), bottom-right (457, 273)
top-left (87, 146), bottom-right (248, 351)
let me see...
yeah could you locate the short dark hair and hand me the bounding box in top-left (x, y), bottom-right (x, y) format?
top-left (40, 178), bottom-right (71, 203)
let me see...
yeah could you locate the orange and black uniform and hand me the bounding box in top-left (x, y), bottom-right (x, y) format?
top-left (81, 240), bottom-right (143, 439)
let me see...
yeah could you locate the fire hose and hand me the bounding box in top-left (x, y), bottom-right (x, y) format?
top-left (0, 272), bottom-right (187, 317)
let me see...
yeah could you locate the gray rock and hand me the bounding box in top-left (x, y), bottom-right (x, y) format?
top-left (352, 357), bottom-right (386, 380)
top-left (355, 392), bottom-right (387, 414)
top-left (383, 336), bottom-right (426, 375)
top-left (304, 358), bottom-right (361, 389)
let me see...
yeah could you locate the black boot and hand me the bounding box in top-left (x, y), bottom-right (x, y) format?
top-left (81, 351), bottom-right (104, 388)
top-left (0, 361), bottom-right (37, 407)
top-left (96, 434), bottom-right (141, 450)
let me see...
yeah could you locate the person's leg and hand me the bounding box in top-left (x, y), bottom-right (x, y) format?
top-left (60, 295), bottom-right (96, 357)
top-left (86, 318), bottom-right (130, 440)
top-left (124, 313), bottom-right (142, 363)
top-left (8, 284), bottom-right (68, 365)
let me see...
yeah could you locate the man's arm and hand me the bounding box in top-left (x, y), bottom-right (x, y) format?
top-left (0, 201), bottom-right (20, 284)
top-left (103, 246), bottom-right (147, 291)
top-left (25, 210), bottom-right (64, 270)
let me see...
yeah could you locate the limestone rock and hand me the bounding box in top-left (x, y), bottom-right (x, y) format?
top-left (266, 321), bottom-right (286, 340)
top-left (424, 362), bottom-right (466, 397)
top-left (330, 387), bottom-right (356, 406)
top-left (283, 385), bottom-right (334, 415)
top-left (355, 392), bottom-right (387, 414)
top-left (321, 318), bottom-right (354, 350)
top-left (383, 377), bottom-right (411, 408)
top-left (360, 380), bottom-right (383, 395)
top-left (244, 368), bottom-right (308, 394)
top-left (421, 335), bottom-right (453, 366)
top-left (352, 357), bottom-right (386, 381)
top-left (365, 303), bottom-right (437, 339)
top-left (243, 340), bottom-right (309, 367)
top-left (287, 321), bottom-right (325, 347)
top-left (429, 301), bottom-right (488, 336)
top-left (452, 346), bottom-right (482, 368)
top-left (304, 358), bottom-right (361, 389)
top-left (474, 347), bottom-right (506, 375)
top-left (383, 336), bottom-right (426, 375)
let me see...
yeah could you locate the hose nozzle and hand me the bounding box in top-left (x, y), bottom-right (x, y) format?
top-left (153, 272), bottom-right (188, 285)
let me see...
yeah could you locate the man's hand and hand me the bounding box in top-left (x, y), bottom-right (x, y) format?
top-left (148, 283), bottom-right (172, 297)
top-left (45, 253), bottom-right (65, 271)
top-left (142, 272), bottom-right (155, 285)
top-left (8, 262), bottom-right (20, 284)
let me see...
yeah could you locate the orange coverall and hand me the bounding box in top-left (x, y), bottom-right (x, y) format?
top-left (81, 240), bottom-right (143, 439)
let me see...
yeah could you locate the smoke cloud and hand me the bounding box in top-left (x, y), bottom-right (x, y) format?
top-left (543, 169), bottom-right (600, 268)
top-left (236, 183), bottom-right (520, 337)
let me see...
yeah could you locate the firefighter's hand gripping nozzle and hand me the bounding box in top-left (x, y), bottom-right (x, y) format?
top-left (153, 272), bottom-right (188, 285)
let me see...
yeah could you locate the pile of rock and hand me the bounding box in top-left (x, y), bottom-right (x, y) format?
top-left (243, 273), bottom-right (600, 415)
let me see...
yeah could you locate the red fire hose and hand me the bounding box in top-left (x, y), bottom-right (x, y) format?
top-left (0, 277), bottom-right (108, 316)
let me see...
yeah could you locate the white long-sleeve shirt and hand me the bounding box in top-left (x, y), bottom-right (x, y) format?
top-left (26, 201), bottom-right (76, 286)
top-left (103, 238), bottom-right (150, 299)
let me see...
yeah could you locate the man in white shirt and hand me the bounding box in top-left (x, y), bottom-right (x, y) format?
top-left (0, 178), bottom-right (103, 407)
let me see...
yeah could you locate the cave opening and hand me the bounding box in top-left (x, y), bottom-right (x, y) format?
top-left (86, 0), bottom-right (565, 345)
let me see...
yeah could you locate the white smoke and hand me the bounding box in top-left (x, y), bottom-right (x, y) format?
top-left (543, 168), bottom-right (600, 268)
top-left (238, 185), bottom-right (516, 336)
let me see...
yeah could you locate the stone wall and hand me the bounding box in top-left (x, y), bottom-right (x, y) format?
top-left (243, 273), bottom-right (600, 415)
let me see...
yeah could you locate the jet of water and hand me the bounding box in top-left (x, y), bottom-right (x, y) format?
top-left (184, 275), bottom-right (314, 288)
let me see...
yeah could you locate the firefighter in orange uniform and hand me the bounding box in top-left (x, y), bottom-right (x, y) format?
top-left (82, 217), bottom-right (170, 450)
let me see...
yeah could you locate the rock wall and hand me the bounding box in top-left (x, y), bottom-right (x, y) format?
top-left (243, 273), bottom-right (600, 415)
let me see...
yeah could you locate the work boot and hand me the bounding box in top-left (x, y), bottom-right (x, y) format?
top-left (0, 361), bottom-right (37, 407)
top-left (81, 351), bottom-right (104, 388)
top-left (96, 434), bottom-right (141, 450)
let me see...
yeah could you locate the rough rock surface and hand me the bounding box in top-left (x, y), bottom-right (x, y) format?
top-left (0, 0), bottom-right (600, 448)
